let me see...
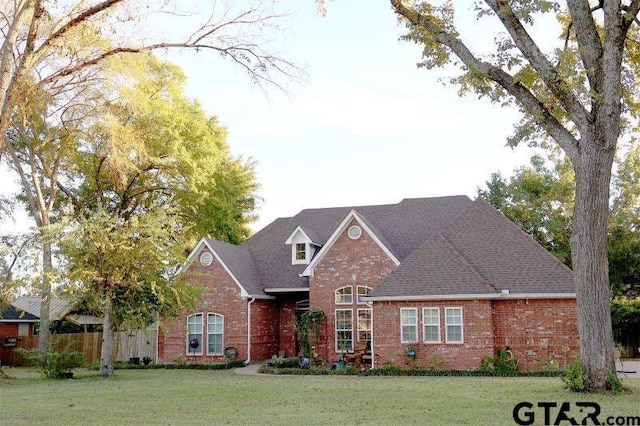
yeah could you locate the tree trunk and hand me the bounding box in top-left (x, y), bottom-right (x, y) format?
top-left (100, 296), bottom-right (115, 377)
top-left (37, 232), bottom-right (52, 353)
top-left (571, 139), bottom-right (616, 390)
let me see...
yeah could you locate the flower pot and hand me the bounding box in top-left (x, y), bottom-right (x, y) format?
top-left (129, 357), bottom-right (140, 365)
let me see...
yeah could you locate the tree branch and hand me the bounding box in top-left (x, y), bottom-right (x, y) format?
top-left (486, 0), bottom-right (589, 131)
top-left (622, 0), bottom-right (640, 35)
top-left (389, 0), bottom-right (580, 160)
top-left (565, 0), bottom-right (604, 95)
top-left (33, 0), bottom-right (124, 60)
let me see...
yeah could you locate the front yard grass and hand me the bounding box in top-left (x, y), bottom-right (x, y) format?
top-left (1, 367), bottom-right (638, 425)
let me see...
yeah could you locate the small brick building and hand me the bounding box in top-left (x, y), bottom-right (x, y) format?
top-left (159, 196), bottom-right (578, 370)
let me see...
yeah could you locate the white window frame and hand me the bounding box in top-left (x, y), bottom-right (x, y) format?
top-left (335, 286), bottom-right (353, 305)
top-left (445, 307), bottom-right (464, 343)
top-left (357, 308), bottom-right (372, 343)
top-left (186, 313), bottom-right (203, 355)
top-left (335, 309), bottom-right (354, 352)
top-left (295, 243), bottom-right (307, 261)
top-left (422, 307), bottom-right (441, 343)
top-left (207, 313), bottom-right (224, 356)
top-left (356, 286), bottom-right (372, 304)
top-left (400, 308), bottom-right (418, 343)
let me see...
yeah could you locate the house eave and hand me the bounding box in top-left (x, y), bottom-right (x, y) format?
top-left (264, 287), bottom-right (310, 293)
top-left (243, 294), bottom-right (276, 300)
top-left (0, 319), bottom-right (39, 323)
top-left (365, 292), bottom-right (577, 302)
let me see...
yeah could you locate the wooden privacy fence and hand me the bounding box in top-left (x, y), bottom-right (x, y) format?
top-left (0, 329), bottom-right (157, 367)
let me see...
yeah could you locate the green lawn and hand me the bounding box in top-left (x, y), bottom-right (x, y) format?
top-left (1, 368), bottom-right (638, 425)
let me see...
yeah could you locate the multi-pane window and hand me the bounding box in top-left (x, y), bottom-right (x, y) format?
top-left (335, 286), bottom-right (353, 305)
top-left (422, 308), bottom-right (441, 343)
top-left (400, 308), bottom-right (418, 343)
top-left (357, 309), bottom-right (372, 343)
top-left (295, 243), bottom-right (306, 260)
top-left (207, 313), bottom-right (224, 355)
top-left (335, 309), bottom-right (353, 351)
top-left (187, 314), bottom-right (203, 355)
top-left (357, 286), bottom-right (372, 304)
top-left (445, 307), bottom-right (463, 343)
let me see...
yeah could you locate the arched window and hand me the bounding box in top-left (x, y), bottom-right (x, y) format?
top-left (207, 313), bottom-right (224, 355)
top-left (186, 313), bottom-right (203, 355)
top-left (335, 286), bottom-right (353, 305)
top-left (357, 286), bottom-right (372, 304)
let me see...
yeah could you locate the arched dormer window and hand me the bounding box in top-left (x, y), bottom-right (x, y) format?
top-left (335, 286), bottom-right (353, 305)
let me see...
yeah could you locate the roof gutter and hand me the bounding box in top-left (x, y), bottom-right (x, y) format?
top-left (245, 297), bottom-right (255, 366)
top-left (365, 292), bottom-right (577, 302)
top-left (265, 287), bottom-right (309, 293)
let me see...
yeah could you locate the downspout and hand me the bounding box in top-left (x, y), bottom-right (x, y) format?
top-left (155, 313), bottom-right (160, 365)
top-left (366, 300), bottom-right (375, 369)
top-left (245, 297), bottom-right (255, 365)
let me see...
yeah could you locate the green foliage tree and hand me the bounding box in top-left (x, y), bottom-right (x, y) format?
top-left (54, 53), bottom-right (259, 376)
top-left (1, 0), bottom-right (298, 353)
top-left (364, 0), bottom-right (640, 390)
top-left (62, 53), bottom-right (259, 248)
top-left (479, 146), bottom-right (640, 300)
top-left (480, 148), bottom-right (640, 359)
top-left (611, 298), bottom-right (640, 357)
top-left (62, 208), bottom-right (200, 376)
top-left (479, 153), bottom-right (574, 266)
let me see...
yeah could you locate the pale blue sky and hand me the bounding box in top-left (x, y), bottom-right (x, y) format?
top-left (2, 0), bottom-right (546, 234)
top-left (170, 0), bottom-right (538, 231)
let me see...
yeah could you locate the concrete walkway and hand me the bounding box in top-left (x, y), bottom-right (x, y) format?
top-left (617, 359), bottom-right (640, 378)
top-left (234, 362), bottom-right (263, 375)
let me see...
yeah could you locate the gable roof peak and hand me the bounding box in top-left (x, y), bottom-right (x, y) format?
top-left (284, 225), bottom-right (322, 246)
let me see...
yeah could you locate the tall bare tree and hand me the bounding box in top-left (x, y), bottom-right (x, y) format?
top-left (380, 0), bottom-right (639, 390)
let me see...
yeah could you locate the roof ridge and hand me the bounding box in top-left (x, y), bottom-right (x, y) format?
top-left (436, 233), bottom-right (499, 293)
top-left (465, 198), bottom-right (574, 274)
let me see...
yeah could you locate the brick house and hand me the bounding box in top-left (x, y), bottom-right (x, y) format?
top-left (159, 196), bottom-right (578, 370)
top-left (0, 305), bottom-right (39, 337)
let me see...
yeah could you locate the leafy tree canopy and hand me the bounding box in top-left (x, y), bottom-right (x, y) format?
top-left (479, 144), bottom-right (640, 299)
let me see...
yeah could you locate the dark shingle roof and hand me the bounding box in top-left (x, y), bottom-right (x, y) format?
top-left (372, 234), bottom-right (497, 297)
top-left (0, 304), bottom-right (39, 321)
top-left (241, 196), bottom-right (474, 291)
top-left (205, 238), bottom-right (263, 297)
top-left (372, 198), bottom-right (574, 298)
top-left (197, 195), bottom-right (573, 298)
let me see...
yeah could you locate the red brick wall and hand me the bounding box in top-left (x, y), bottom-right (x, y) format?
top-left (373, 300), bottom-right (495, 370)
top-left (250, 299), bottom-right (279, 361)
top-left (492, 298), bottom-right (578, 370)
top-left (310, 219), bottom-right (397, 361)
top-left (372, 298), bottom-right (578, 371)
top-left (278, 300), bottom-right (297, 358)
top-left (159, 247), bottom-right (276, 363)
top-left (0, 323), bottom-right (19, 336)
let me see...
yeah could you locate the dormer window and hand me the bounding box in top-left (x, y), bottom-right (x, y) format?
top-left (295, 243), bottom-right (307, 261)
top-left (285, 226), bottom-right (321, 266)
